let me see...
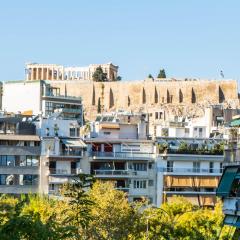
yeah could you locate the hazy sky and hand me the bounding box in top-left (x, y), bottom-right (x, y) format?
top-left (0, 1), bottom-right (239, 81)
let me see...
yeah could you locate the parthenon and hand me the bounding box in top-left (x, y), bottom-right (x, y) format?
top-left (25, 62), bottom-right (118, 81)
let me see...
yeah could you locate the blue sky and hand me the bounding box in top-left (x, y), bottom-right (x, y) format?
top-left (0, 1), bottom-right (239, 81)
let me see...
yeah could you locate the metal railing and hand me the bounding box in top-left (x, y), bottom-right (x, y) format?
top-left (92, 151), bottom-right (154, 159)
top-left (94, 169), bottom-right (137, 176)
top-left (162, 167), bottom-right (223, 174)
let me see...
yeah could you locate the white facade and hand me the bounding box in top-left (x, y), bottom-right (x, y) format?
top-left (2, 81), bottom-right (41, 114)
top-left (35, 117), bottom-right (81, 138)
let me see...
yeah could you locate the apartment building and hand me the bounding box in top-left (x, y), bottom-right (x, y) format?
top-left (156, 137), bottom-right (224, 207)
top-left (0, 116), bottom-right (41, 194)
top-left (148, 105), bottom-right (238, 139)
top-left (32, 115), bottom-right (87, 195)
top-left (2, 80), bottom-right (83, 123)
top-left (86, 113), bottom-right (157, 204)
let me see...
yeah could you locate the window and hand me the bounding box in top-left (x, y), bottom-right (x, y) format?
top-left (21, 175), bottom-right (38, 185)
top-left (209, 162), bottom-right (214, 173)
top-left (0, 156), bottom-right (15, 166)
top-left (185, 128), bottom-right (190, 134)
top-left (70, 127), bottom-right (75, 137)
top-left (26, 156), bottom-right (39, 167)
top-left (193, 162), bottom-right (200, 173)
top-left (148, 180), bottom-right (154, 186)
top-left (133, 163), bottom-right (147, 171)
top-left (220, 163), bottom-right (223, 173)
top-left (148, 163), bottom-right (153, 169)
top-left (0, 175), bottom-right (6, 185)
top-left (167, 161), bottom-right (173, 172)
top-left (133, 180), bottom-right (147, 189)
top-left (155, 112), bottom-right (159, 120)
top-left (0, 156), bottom-right (7, 166)
top-left (103, 132), bottom-right (111, 135)
top-left (159, 112), bottom-right (163, 119)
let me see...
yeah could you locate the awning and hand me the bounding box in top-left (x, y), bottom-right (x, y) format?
top-left (100, 123), bottom-right (120, 130)
top-left (61, 139), bottom-right (87, 148)
top-left (230, 119), bottom-right (240, 127)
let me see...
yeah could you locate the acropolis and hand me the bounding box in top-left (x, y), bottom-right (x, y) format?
top-left (24, 62), bottom-right (239, 120)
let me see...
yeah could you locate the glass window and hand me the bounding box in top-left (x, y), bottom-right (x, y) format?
top-left (149, 180), bottom-right (154, 186)
top-left (0, 175), bottom-right (6, 185)
top-left (20, 156), bottom-right (26, 166)
top-left (209, 162), bottom-right (214, 173)
top-left (31, 157), bottom-right (39, 166)
top-left (167, 161), bottom-right (173, 172)
top-left (133, 180), bottom-right (147, 189)
top-left (193, 162), bottom-right (200, 173)
top-left (6, 156), bottom-right (15, 166)
top-left (133, 163), bottom-right (147, 171)
top-left (0, 156), bottom-right (7, 166)
top-left (70, 127), bottom-right (75, 137)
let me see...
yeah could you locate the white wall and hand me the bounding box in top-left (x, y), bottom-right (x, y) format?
top-left (119, 125), bottom-right (138, 139)
top-left (35, 118), bottom-right (80, 137)
top-left (2, 81), bottom-right (41, 114)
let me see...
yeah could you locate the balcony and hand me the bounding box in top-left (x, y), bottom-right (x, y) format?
top-left (91, 151), bottom-right (154, 160)
top-left (49, 168), bottom-right (78, 175)
top-left (161, 167), bottom-right (223, 175)
top-left (94, 169), bottom-right (137, 177)
top-left (115, 187), bottom-right (130, 193)
top-left (164, 148), bottom-right (223, 155)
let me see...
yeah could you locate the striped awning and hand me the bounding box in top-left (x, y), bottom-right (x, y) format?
top-left (61, 139), bottom-right (87, 148)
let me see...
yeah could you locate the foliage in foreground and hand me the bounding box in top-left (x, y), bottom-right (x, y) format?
top-left (0, 174), bottom-right (235, 240)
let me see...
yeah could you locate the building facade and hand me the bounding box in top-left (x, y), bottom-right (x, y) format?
top-left (0, 116), bottom-right (41, 194)
top-left (2, 80), bottom-right (83, 123)
top-left (156, 137), bottom-right (224, 207)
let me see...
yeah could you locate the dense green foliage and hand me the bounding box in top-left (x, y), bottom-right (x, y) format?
top-left (0, 175), bottom-right (234, 239)
top-left (157, 69), bottom-right (166, 78)
top-left (92, 67), bottom-right (107, 82)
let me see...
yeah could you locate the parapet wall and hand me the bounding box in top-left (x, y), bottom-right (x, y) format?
top-left (49, 79), bottom-right (239, 119)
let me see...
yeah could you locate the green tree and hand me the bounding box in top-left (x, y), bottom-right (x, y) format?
top-left (157, 69), bottom-right (166, 78)
top-left (92, 67), bottom-right (107, 82)
top-left (148, 74), bottom-right (153, 79)
top-left (97, 98), bottom-right (101, 113)
top-left (87, 181), bottom-right (143, 240)
top-left (60, 174), bottom-right (95, 239)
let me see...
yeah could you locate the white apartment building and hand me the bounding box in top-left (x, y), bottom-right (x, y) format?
top-left (156, 137), bottom-right (224, 207)
top-left (86, 113), bottom-right (157, 204)
top-left (2, 80), bottom-right (83, 123)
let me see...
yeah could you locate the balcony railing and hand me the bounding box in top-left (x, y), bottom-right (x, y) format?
top-left (91, 151), bottom-right (154, 159)
top-left (60, 150), bottom-right (83, 156)
top-left (162, 167), bottom-right (223, 174)
top-left (94, 169), bottom-right (137, 176)
top-left (50, 168), bottom-right (78, 175)
top-left (162, 148), bottom-right (223, 155)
